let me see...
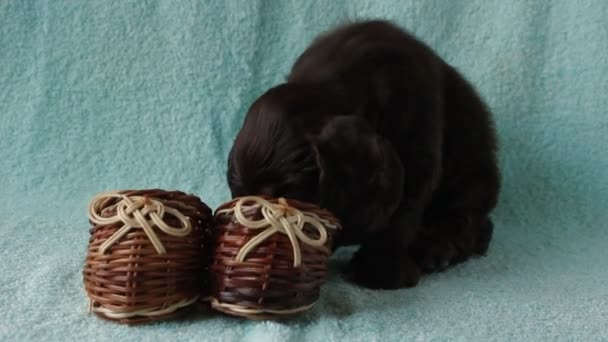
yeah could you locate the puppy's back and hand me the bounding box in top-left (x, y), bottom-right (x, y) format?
top-left (288, 20), bottom-right (440, 85)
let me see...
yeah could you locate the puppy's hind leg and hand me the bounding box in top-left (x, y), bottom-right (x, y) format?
top-left (409, 212), bottom-right (494, 273)
top-left (410, 174), bottom-right (498, 273)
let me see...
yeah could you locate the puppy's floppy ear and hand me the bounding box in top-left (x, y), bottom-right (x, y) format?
top-left (311, 116), bottom-right (404, 232)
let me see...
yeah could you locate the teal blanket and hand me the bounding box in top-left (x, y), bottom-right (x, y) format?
top-left (1, 1), bottom-right (607, 341)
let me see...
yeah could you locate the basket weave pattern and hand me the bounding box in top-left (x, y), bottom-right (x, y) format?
top-left (83, 189), bottom-right (212, 324)
top-left (211, 196), bottom-right (340, 319)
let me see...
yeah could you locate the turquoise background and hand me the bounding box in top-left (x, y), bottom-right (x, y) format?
top-left (1, 1), bottom-right (607, 340)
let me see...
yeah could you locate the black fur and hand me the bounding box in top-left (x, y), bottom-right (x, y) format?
top-left (227, 20), bottom-right (500, 289)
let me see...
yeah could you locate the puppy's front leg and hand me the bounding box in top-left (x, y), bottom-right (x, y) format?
top-left (351, 207), bottom-right (422, 289)
top-left (349, 142), bottom-right (439, 289)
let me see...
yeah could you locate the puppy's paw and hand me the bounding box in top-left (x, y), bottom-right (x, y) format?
top-left (350, 247), bottom-right (421, 289)
top-left (410, 238), bottom-right (457, 273)
top-left (472, 218), bottom-right (493, 255)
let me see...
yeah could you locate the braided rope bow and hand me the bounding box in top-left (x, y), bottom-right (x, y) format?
top-left (216, 196), bottom-right (340, 267)
top-left (88, 191), bottom-right (192, 254)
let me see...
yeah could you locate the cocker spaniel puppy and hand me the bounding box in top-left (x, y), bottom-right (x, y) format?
top-left (227, 20), bottom-right (500, 289)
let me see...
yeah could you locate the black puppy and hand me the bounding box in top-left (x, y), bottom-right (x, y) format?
top-left (227, 20), bottom-right (500, 289)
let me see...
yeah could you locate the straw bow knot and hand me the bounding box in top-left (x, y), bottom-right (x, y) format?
top-left (218, 196), bottom-right (340, 267)
top-left (88, 192), bottom-right (192, 254)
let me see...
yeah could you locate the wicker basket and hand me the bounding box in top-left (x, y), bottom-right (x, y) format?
top-left (83, 189), bottom-right (213, 324)
top-left (210, 196), bottom-right (341, 320)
